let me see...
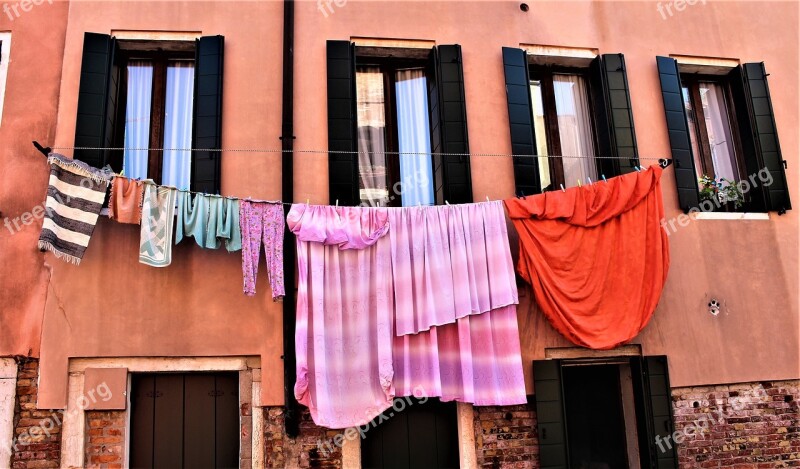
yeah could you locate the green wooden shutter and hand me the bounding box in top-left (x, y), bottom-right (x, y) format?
top-left (533, 360), bottom-right (568, 469)
top-left (326, 40), bottom-right (359, 206)
top-left (430, 44), bottom-right (472, 204)
top-left (597, 54), bottom-right (639, 176)
top-left (631, 356), bottom-right (679, 469)
top-left (502, 47), bottom-right (541, 196)
top-left (74, 32), bottom-right (120, 169)
top-left (192, 35), bottom-right (224, 194)
top-left (737, 63), bottom-right (791, 212)
top-left (656, 56), bottom-right (700, 212)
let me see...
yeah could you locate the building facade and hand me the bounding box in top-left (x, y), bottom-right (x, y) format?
top-left (0, 0), bottom-right (797, 468)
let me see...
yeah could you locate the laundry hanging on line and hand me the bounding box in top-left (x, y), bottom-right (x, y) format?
top-left (504, 165), bottom-right (670, 350)
top-left (37, 153), bottom-right (113, 265)
top-left (289, 202), bottom-right (527, 429)
top-left (175, 191), bottom-right (242, 252)
top-left (139, 183), bottom-right (178, 268)
top-left (108, 176), bottom-right (144, 224)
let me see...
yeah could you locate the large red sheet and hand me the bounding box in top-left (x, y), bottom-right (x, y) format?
top-left (504, 166), bottom-right (670, 350)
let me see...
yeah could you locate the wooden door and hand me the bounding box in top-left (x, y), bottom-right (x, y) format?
top-left (130, 372), bottom-right (239, 469)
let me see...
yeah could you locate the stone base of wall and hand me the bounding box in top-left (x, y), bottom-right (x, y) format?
top-left (5, 358), bottom-right (797, 468)
top-left (672, 380), bottom-right (800, 468)
top-left (84, 411), bottom-right (125, 468)
top-left (10, 359), bottom-right (61, 469)
top-left (473, 401), bottom-right (539, 469)
top-left (264, 406), bottom-right (344, 468)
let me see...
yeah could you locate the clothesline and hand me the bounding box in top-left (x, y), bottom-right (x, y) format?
top-left (47, 145), bottom-right (673, 164)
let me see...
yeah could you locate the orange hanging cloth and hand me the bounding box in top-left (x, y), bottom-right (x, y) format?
top-left (504, 165), bottom-right (669, 350)
top-left (108, 176), bottom-right (144, 224)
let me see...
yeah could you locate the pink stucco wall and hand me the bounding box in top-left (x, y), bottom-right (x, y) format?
top-left (1, 0), bottom-right (796, 409)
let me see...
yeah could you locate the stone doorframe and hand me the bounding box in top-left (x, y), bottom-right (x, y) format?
top-left (60, 356), bottom-right (263, 468)
top-left (0, 358), bottom-right (17, 469)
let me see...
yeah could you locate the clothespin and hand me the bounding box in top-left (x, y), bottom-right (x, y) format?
top-left (634, 166), bottom-right (641, 172)
top-left (445, 200), bottom-right (450, 205)
top-left (577, 179), bottom-right (582, 188)
top-left (602, 174), bottom-right (607, 183)
top-left (306, 198), bottom-right (310, 207)
top-left (560, 184), bottom-right (566, 192)
top-left (587, 177), bottom-right (592, 185)
top-left (335, 199), bottom-right (339, 207)
top-left (486, 196), bottom-right (490, 202)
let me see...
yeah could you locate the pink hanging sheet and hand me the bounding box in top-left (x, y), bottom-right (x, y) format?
top-left (288, 202), bottom-right (527, 429)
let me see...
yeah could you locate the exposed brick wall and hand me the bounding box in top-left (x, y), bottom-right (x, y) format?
top-left (10, 359), bottom-right (61, 469)
top-left (264, 407), bottom-right (343, 468)
top-left (84, 411), bottom-right (125, 468)
top-left (473, 402), bottom-right (539, 469)
top-left (672, 380), bottom-right (800, 468)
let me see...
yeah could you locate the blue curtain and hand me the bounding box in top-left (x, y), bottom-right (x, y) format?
top-left (161, 61), bottom-right (195, 190)
top-left (395, 69), bottom-right (433, 206)
top-left (123, 60), bottom-right (153, 179)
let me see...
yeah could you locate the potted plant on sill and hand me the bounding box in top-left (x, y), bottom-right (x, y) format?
top-left (698, 175), bottom-right (745, 212)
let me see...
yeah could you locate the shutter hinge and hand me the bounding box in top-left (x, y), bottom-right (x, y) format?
top-left (779, 207), bottom-right (787, 216)
top-left (783, 160), bottom-right (788, 169)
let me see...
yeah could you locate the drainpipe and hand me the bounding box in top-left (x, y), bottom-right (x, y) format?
top-left (281, 0), bottom-right (299, 438)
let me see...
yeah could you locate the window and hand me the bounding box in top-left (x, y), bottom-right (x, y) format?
top-left (0, 33), bottom-right (11, 128)
top-left (356, 60), bottom-right (433, 207)
top-left (681, 76), bottom-right (744, 185)
top-left (74, 33), bottom-right (224, 194)
top-left (119, 48), bottom-right (196, 189)
top-left (530, 68), bottom-right (598, 190)
top-left (327, 41), bottom-right (472, 207)
top-left (656, 57), bottom-right (791, 213)
top-left (503, 48), bottom-right (639, 196)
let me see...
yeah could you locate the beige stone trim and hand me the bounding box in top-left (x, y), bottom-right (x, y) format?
top-left (0, 358), bottom-right (17, 469)
top-left (545, 344), bottom-right (642, 359)
top-left (693, 212), bottom-right (769, 220)
top-left (351, 37), bottom-right (435, 49)
top-left (61, 357), bottom-right (260, 468)
top-left (341, 430), bottom-right (360, 468)
top-left (110, 30), bottom-right (201, 41)
top-left (521, 44), bottom-right (598, 67)
top-left (456, 402), bottom-right (478, 469)
top-left (672, 55), bottom-right (739, 75)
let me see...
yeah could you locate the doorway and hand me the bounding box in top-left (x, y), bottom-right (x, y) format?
top-left (533, 356), bottom-right (678, 469)
top-left (360, 398), bottom-right (460, 469)
top-left (129, 372), bottom-right (239, 469)
top-left (562, 364), bottom-right (631, 469)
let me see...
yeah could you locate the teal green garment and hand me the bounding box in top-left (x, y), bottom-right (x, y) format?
top-left (175, 192), bottom-right (241, 251)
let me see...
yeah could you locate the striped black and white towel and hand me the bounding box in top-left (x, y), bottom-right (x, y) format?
top-left (37, 153), bottom-right (112, 265)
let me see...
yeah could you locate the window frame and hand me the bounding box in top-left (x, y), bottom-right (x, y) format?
top-left (355, 54), bottom-right (430, 207)
top-left (0, 33), bottom-right (11, 129)
top-left (681, 73), bottom-right (748, 184)
top-left (114, 46), bottom-right (195, 185)
top-left (529, 64), bottom-right (601, 190)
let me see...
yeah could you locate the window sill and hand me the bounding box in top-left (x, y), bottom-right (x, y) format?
top-left (692, 212), bottom-right (769, 221)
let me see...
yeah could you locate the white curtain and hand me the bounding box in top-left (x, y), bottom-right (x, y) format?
top-left (553, 74), bottom-right (597, 187)
top-left (123, 60), bottom-right (153, 180)
top-left (356, 66), bottom-right (388, 206)
top-left (530, 80), bottom-right (552, 191)
top-left (162, 61), bottom-right (195, 190)
top-left (702, 83), bottom-right (738, 181)
top-left (395, 69), bottom-right (433, 207)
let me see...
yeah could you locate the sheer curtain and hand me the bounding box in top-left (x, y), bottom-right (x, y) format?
top-left (123, 60), bottom-right (153, 180)
top-left (395, 69), bottom-right (433, 207)
top-left (162, 61), bottom-right (195, 190)
top-left (530, 80), bottom-right (552, 191)
top-left (702, 83), bottom-right (738, 181)
top-left (356, 66), bottom-right (388, 206)
top-left (553, 74), bottom-right (596, 187)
